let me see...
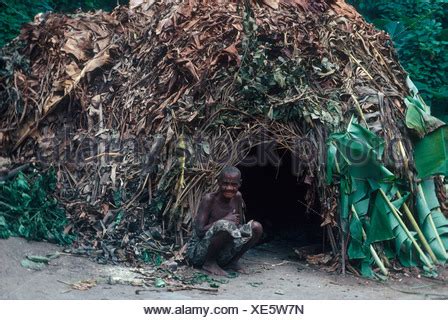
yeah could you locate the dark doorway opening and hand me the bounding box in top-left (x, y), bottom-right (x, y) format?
top-left (238, 148), bottom-right (323, 248)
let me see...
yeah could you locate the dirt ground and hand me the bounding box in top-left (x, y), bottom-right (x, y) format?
top-left (1, 237), bottom-right (448, 300)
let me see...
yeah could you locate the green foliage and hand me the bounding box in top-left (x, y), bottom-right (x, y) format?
top-left (417, 181), bottom-right (448, 262)
top-left (405, 95), bottom-right (445, 137)
top-left (0, 0), bottom-right (52, 47)
top-left (0, 168), bottom-right (74, 244)
top-left (50, 0), bottom-right (120, 13)
top-left (0, 0), bottom-right (124, 47)
top-left (349, 0), bottom-right (448, 118)
top-left (326, 119), bottom-right (394, 185)
top-left (327, 121), bottom-right (446, 277)
top-left (185, 272), bottom-right (231, 288)
top-left (140, 250), bottom-right (164, 266)
top-left (414, 126), bottom-right (448, 178)
top-left (236, 3), bottom-right (306, 121)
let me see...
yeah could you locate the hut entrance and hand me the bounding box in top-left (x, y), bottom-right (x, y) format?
top-left (238, 148), bottom-right (323, 248)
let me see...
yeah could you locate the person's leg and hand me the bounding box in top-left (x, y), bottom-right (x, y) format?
top-left (202, 231), bottom-right (234, 276)
top-left (226, 221), bottom-right (263, 272)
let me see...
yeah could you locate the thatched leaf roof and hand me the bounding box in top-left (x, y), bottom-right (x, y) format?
top-left (0, 0), bottom-right (424, 265)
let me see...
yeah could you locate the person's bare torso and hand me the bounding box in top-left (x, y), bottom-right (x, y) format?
top-left (208, 191), bottom-right (242, 225)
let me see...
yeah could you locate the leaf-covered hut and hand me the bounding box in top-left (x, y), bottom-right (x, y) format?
top-left (0, 0), bottom-right (447, 276)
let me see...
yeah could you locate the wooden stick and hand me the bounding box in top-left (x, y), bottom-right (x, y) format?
top-left (0, 163), bottom-right (30, 181)
top-left (84, 152), bottom-right (122, 162)
top-left (379, 188), bottom-right (434, 270)
top-left (332, 151), bottom-right (346, 275)
top-left (350, 94), bottom-right (368, 127)
top-left (167, 285), bottom-right (219, 293)
top-left (349, 53), bottom-right (374, 80)
top-left (396, 190), bottom-right (439, 264)
top-left (340, 226), bottom-right (346, 275)
top-left (326, 225), bottom-right (338, 256)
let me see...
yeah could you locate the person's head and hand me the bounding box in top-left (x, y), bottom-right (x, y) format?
top-left (218, 166), bottom-right (242, 199)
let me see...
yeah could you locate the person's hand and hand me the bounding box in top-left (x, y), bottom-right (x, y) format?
top-left (224, 209), bottom-right (240, 225)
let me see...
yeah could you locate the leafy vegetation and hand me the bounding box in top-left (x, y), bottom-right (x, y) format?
top-left (349, 0), bottom-right (448, 120)
top-left (237, 5), bottom-right (307, 121)
top-left (0, 0), bottom-right (125, 47)
top-left (1, 0), bottom-right (445, 119)
top-left (140, 250), bottom-right (165, 265)
top-left (414, 126), bottom-right (448, 178)
top-left (327, 119), bottom-right (448, 278)
top-left (0, 168), bottom-right (74, 245)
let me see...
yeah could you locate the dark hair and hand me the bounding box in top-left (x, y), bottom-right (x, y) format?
top-left (218, 166), bottom-right (241, 182)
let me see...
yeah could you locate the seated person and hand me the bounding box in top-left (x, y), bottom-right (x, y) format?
top-left (186, 166), bottom-right (263, 275)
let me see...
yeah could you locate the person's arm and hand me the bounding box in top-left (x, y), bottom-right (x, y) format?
top-left (193, 194), bottom-right (214, 238)
top-left (236, 192), bottom-right (244, 226)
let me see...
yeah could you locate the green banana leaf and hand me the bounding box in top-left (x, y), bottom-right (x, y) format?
top-left (387, 215), bottom-right (419, 267)
top-left (347, 185), bottom-right (424, 267)
top-left (416, 180), bottom-right (448, 262)
top-left (328, 119), bottom-right (436, 275)
top-left (432, 213), bottom-right (448, 249)
top-left (348, 212), bottom-right (367, 260)
top-left (328, 121), bottom-right (394, 181)
top-left (368, 190), bottom-right (418, 266)
top-left (352, 180), bottom-right (371, 205)
top-left (345, 180), bottom-right (372, 260)
top-left (405, 96), bottom-right (445, 137)
top-left (366, 192), bottom-right (397, 245)
top-left (421, 179), bottom-right (441, 211)
top-left (414, 126), bottom-right (448, 178)
top-left (354, 197), bottom-right (370, 217)
top-left (361, 259), bottom-right (375, 278)
top-left (326, 143), bottom-right (337, 184)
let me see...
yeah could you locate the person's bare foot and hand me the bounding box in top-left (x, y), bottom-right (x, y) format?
top-left (202, 261), bottom-right (228, 276)
top-left (226, 261), bottom-right (248, 274)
